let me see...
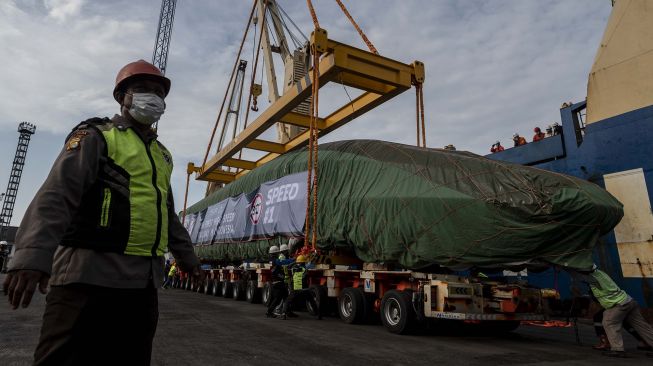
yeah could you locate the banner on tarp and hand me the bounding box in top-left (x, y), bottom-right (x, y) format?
top-left (184, 171), bottom-right (308, 244)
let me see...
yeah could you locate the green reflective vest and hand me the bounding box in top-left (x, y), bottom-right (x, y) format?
top-left (293, 267), bottom-right (306, 290)
top-left (588, 269), bottom-right (629, 309)
top-left (60, 118), bottom-right (172, 257)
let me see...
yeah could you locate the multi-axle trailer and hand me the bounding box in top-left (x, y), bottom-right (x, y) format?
top-left (173, 263), bottom-right (555, 334)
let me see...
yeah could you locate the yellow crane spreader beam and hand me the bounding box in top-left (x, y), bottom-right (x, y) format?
top-left (196, 31), bottom-right (425, 184)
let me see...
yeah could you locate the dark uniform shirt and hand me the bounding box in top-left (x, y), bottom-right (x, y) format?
top-left (8, 115), bottom-right (199, 288)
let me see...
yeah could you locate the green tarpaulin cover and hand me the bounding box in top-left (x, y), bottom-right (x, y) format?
top-left (187, 140), bottom-right (623, 270)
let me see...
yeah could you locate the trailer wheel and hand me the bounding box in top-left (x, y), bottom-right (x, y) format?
top-left (380, 290), bottom-right (415, 334)
top-left (204, 279), bottom-right (213, 295)
top-left (212, 279), bottom-right (222, 297)
top-left (262, 282), bottom-right (272, 306)
top-left (233, 281), bottom-right (246, 300)
top-left (221, 280), bottom-right (233, 298)
top-left (307, 285), bottom-right (327, 317)
top-left (338, 287), bottom-right (366, 324)
top-left (246, 280), bottom-right (262, 304)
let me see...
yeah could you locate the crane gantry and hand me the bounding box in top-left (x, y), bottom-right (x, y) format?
top-left (190, 0), bottom-right (425, 185)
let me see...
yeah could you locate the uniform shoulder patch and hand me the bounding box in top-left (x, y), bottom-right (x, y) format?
top-left (156, 141), bottom-right (173, 165)
top-left (66, 130), bottom-right (89, 151)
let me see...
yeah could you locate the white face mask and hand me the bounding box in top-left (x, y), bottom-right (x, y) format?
top-left (128, 93), bottom-right (166, 125)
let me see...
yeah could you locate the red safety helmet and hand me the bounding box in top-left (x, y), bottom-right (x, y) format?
top-left (534, 127), bottom-right (541, 133)
top-left (113, 60), bottom-right (171, 102)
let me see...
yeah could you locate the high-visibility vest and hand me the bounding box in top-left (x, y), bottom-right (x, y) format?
top-left (61, 118), bottom-right (173, 257)
top-left (589, 270), bottom-right (629, 309)
top-left (293, 267), bottom-right (306, 290)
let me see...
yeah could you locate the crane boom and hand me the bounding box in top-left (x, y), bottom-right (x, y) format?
top-left (0, 122), bottom-right (36, 241)
top-left (152, 0), bottom-right (178, 75)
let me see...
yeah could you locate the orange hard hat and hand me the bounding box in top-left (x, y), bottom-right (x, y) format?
top-left (113, 59), bottom-right (171, 102)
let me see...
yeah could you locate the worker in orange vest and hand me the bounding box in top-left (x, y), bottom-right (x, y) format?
top-left (533, 127), bottom-right (546, 142)
top-left (513, 133), bottom-right (527, 147)
top-left (490, 141), bottom-right (505, 153)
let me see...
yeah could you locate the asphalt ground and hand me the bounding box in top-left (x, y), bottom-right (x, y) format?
top-left (1, 273), bottom-right (650, 366)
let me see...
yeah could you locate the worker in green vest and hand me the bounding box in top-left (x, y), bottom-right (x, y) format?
top-left (570, 265), bottom-right (653, 358)
top-left (281, 254), bottom-right (321, 320)
top-left (3, 59), bottom-right (203, 365)
top-left (163, 261), bottom-right (177, 289)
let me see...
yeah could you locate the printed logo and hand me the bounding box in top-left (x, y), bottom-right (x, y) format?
top-left (249, 193), bottom-right (264, 224)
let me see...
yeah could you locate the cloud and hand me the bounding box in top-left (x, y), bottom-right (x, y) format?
top-left (44, 0), bottom-right (84, 22)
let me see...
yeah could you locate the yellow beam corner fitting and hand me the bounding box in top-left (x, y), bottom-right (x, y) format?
top-left (187, 162), bottom-right (196, 175)
top-left (198, 33), bottom-right (425, 184)
top-left (412, 61), bottom-right (425, 83)
top-left (310, 28), bottom-right (328, 53)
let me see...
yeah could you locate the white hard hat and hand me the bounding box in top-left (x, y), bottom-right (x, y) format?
top-left (269, 245), bottom-right (280, 254)
top-left (513, 133), bottom-right (519, 138)
top-left (279, 244), bottom-right (289, 252)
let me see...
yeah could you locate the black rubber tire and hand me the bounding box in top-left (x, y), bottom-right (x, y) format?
top-left (380, 290), bottom-right (416, 334)
top-left (204, 279), bottom-right (213, 295)
top-left (212, 279), bottom-right (222, 297)
top-left (221, 280), bottom-right (233, 298)
top-left (338, 287), bottom-right (366, 324)
top-left (233, 281), bottom-right (246, 301)
top-left (262, 282), bottom-right (272, 306)
top-left (307, 285), bottom-right (328, 317)
top-left (246, 280), bottom-right (262, 304)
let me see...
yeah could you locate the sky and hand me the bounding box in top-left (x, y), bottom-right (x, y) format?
top-left (0, 0), bottom-right (612, 227)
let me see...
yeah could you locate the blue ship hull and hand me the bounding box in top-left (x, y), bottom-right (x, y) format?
top-left (486, 102), bottom-right (653, 308)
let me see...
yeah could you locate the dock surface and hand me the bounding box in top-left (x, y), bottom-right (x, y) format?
top-left (0, 274), bottom-right (645, 365)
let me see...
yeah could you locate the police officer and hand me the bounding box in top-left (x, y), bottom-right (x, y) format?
top-left (3, 60), bottom-right (204, 365)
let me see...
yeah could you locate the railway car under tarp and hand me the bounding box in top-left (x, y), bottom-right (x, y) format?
top-left (185, 140), bottom-right (623, 271)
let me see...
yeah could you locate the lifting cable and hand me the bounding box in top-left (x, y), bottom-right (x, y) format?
top-left (201, 0), bottom-right (257, 168)
top-left (182, 165), bottom-right (192, 225)
top-left (333, 0), bottom-right (427, 147)
top-left (242, 0), bottom-right (268, 132)
top-left (334, 0), bottom-right (378, 54)
top-left (185, 0), bottom-right (257, 223)
top-left (415, 83), bottom-right (426, 147)
top-left (304, 0), bottom-right (321, 253)
top-left (239, 2), bottom-right (269, 163)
